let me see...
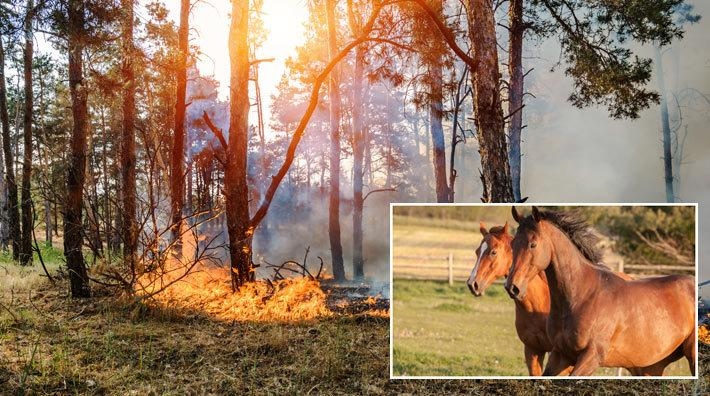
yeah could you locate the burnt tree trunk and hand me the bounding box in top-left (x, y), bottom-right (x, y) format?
top-left (19, 0), bottom-right (34, 265)
top-left (65, 0), bottom-right (91, 298)
top-left (467, 0), bottom-right (513, 202)
top-left (325, 0), bottom-right (345, 281)
top-left (170, 0), bottom-right (189, 251)
top-left (121, 0), bottom-right (138, 280)
top-left (0, 39), bottom-right (20, 258)
top-left (654, 46), bottom-right (674, 203)
top-left (225, 0), bottom-right (254, 290)
top-left (507, 0), bottom-right (524, 202)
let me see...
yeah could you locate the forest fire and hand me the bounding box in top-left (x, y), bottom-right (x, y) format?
top-left (136, 263), bottom-right (333, 323)
top-left (132, 234), bottom-right (390, 322)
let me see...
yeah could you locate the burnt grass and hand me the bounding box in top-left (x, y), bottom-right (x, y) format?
top-left (1, 279), bottom-right (708, 395)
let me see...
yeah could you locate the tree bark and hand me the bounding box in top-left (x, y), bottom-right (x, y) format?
top-left (170, 0), bottom-right (189, 251)
top-left (654, 46), bottom-right (674, 203)
top-left (20, 0), bottom-right (34, 265)
top-left (425, 0), bottom-right (450, 203)
top-left (225, 0), bottom-right (254, 290)
top-left (507, 0), bottom-right (524, 202)
top-left (347, 0), bottom-right (365, 279)
top-left (121, 0), bottom-right (138, 280)
top-left (429, 62), bottom-right (449, 203)
top-left (467, 0), bottom-right (513, 202)
top-left (65, 0), bottom-right (91, 298)
top-left (325, 0), bottom-right (345, 281)
top-left (0, 39), bottom-right (20, 258)
top-left (351, 44), bottom-right (366, 280)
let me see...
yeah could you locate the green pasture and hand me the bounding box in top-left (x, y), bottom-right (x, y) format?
top-left (392, 279), bottom-right (692, 377)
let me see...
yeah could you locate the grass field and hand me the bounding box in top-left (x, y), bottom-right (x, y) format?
top-left (392, 279), bottom-right (692, 377)
top-left (393, 280), bottom-right (522, 376)
top-left (1, 261), bottom-right (706, 393)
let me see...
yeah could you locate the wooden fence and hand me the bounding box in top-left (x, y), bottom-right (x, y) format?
top-left (393, 254), bottom-right (694, 285)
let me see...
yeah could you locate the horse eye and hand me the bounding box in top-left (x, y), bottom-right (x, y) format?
top-left (490, 250), bottom-right (497, 256)
top-left (530, 242), bottom-right (537, 248)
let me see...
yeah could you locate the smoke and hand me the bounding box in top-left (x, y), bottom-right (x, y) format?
top-left (514, 2), bottom-right (710, 292)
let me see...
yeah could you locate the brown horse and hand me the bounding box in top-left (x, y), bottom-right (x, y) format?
top-left (505, 207), bottom-right (695, 376)
top-left (466, 222), bottom-right (552, 375)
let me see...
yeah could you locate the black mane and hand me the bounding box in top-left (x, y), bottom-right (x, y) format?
top-left (522, 209), bottom-right (607, 266)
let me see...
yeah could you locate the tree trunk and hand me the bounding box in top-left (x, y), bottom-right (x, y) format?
top-left (347, 1), bottom-right (365, 279)
top-left (121, 0), bottom-right (138, 280)
top-left (170, 0), bottom-right (189, 251)
top-left (351, 47), bottom-right (366, 280)
top-left (449, 66), bottom-right (469, 202)
top-left (507, 0), bottom-right (524, 202)
top-left (325, 0), bottom-right (345, 281)
top-left (20, 0), bottom-right (34, 265)
top-left (225, 0), bottom-right (254, 290)
top-left (467, 0), bottom-right (513, 202)
top-left (44, 197), bottom-right (51, 246)
top-left (654, 46), bottom-right (674, 203)
top-left (429, 62), bottom-right (449, 203)
top-left (65, 0), bottom-right (91, 298)
top-left (0, 39), bottom-right (20, 258)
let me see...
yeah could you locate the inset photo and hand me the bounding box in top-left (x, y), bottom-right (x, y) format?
top-left (390, 204), bottom-right (697, 379)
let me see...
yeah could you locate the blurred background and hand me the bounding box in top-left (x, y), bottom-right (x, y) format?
top-left (391, 205), bottom-right (695, 376)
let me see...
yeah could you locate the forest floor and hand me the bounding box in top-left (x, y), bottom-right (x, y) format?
top-left (1, 257), bottom-right (709, 394)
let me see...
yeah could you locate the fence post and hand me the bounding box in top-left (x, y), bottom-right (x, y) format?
top-left (448, 253), bottom-right (454, 286)
top-left (618, 258), bottom-right (624, 274)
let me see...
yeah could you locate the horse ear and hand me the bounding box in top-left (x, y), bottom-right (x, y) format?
top-left (479, 222), bottom-right (488, 236)
top-left (532, 206), bottom-right (542, 222)
top-left (503, 221), bottom-right (509, 235)
top-left (512, 206), bottom-right (522, 223)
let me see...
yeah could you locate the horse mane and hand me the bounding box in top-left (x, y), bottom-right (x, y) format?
top-left (528, 209), bottom-right (608, 269)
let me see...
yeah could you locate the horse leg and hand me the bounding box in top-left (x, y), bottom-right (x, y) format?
top-left (524, 346), bottom-right (545, 376)
top-left (542, 350), bottom-right (573, 376)
top-left (683, 329), bottom-right (696, 375)
top-left (569, 347), bottom-right (602, 376)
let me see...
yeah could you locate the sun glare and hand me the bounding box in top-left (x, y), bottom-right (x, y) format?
top-left (187, 1), bottom-right (308, 103)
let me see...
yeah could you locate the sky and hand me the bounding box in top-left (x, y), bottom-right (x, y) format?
top-left (163, 1), bottom-right (710, 288)
top-left (163, 0), bottom-right (309, 105)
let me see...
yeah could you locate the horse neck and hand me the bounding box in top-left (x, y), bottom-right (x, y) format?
top-left (543, 223), bottom-right (599, 312)
top-left (515, 270), bottom-right (549, 313)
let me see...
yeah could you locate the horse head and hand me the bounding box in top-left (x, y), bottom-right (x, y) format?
top-left (505, 206), bottom-right (553, 301)
top-left (466, 221), bottom-right (513, 296)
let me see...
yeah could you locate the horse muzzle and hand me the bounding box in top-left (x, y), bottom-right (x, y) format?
top-left (505, 282), bottom-right (524, 300)
top-left (466, 280), bottom-right (483, 297)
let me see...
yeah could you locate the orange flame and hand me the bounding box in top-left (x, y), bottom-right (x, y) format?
top-left (135, 230), bottom-right (331, 322)
top-left (137, 265), bottom-right (332, 322)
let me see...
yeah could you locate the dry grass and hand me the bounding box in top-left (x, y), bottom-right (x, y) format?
top-left (1, 263), bottom-right (708, 394)
top-left (137, 265), bottom-right (332, 323)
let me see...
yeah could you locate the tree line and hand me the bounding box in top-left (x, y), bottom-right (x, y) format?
top-left (0, 0), bottom-right (698, 297)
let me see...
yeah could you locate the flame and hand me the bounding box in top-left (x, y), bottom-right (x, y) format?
top-left (137, 264), bottom-right (332, 322)
top-left (135, 229), bottom-right (331, 322)
top-left (700, 325), bottom-right (710, 345)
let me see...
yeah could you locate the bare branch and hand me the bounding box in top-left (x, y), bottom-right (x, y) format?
top-left (202, 111), bottom-right (228, 151)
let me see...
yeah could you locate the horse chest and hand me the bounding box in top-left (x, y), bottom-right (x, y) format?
top-left (548, 310), bottom-right (592, 352)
